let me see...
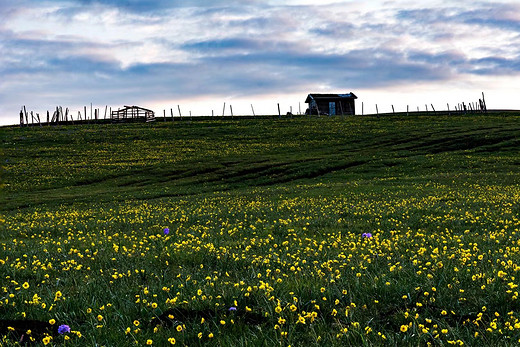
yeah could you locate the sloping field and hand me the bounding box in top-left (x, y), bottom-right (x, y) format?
top-left (3, 114), bottom-right (520, 210)
top-left (1, 114), bottom-right (520, 345)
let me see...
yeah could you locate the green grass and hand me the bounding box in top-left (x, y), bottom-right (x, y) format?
top-left (2, 114), bottom-right (520, 346)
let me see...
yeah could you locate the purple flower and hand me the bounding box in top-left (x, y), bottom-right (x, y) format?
top-left (58, 324), bottom-right (71, 334)
top-left (163, 227), bottom-right (170, 235)
top-left (362, 233), bottom-right (372, 238)
top-left (228, 306), bottom-right (237, 311)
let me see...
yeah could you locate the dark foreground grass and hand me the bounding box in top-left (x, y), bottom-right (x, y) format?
top-left (1, 114), bottom-right (520, 346)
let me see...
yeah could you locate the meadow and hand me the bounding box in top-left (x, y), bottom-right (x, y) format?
top-left (1, 114), bottom-right (520, 346)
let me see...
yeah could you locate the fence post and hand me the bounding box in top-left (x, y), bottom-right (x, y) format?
top-left (24, 106), bottom-right (28, 125)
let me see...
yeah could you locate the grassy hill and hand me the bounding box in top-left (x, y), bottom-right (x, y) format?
top-left (3, 114), bottom-right (520, 210)
top-left (1, 114), bottom-right (520, 346)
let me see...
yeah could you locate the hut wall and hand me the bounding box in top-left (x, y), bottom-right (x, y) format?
top-left (315, 99), bottom-right (355, 115)
top-left (339, 100), bottom-right (355, 115)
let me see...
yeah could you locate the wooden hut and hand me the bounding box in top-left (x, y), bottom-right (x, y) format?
top-left (305, 93), bottom-right (357, 116)
top-left (111, 106), bottom-right (155, 122)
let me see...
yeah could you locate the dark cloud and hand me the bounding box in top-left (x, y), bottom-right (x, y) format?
top-left (29, 0), bottom-right (259, 13)
top-left (463, 15), bottom-right (520, 33)
top-left (406, 50), bottom-right (468, 68)
top-left (3, 35), bottom-right (455, 100)
top-left (397, 4), bottom-right (520, 32)
top-left (182, 38), bottom-right (264, 52)
top-left (310, 23), bottom-right (356, 37)
top-left (468, 56), bottom-right (520, 75)
top-left (0, 31), bottom-right (119, 75)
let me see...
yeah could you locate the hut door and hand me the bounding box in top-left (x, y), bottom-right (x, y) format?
top-left (329, 102), bottom-right (336, 115)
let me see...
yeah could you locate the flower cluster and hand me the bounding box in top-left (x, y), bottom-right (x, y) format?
top-left (3, 116), bottom-right (520, 345)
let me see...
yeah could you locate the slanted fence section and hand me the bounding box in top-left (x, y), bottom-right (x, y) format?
top-left (111, 106), bottom-right (155, 123)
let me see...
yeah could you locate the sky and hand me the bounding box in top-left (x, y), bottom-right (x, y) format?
top-left (1, 0), bottom-right (519, 125)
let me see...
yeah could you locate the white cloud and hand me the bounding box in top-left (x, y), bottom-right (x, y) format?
top-left (1, 0), bottom-right (519, 125)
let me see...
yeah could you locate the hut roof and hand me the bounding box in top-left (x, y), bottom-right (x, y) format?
top-left (121, 105), bottom-right (155, 113)
top-left (305, 93), bottom-right (358, 103)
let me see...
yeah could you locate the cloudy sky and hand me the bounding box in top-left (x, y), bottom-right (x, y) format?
top-left (1, 0), bottom-right (519, 124)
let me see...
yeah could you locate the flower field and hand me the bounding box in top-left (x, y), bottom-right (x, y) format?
top-left (2, 114), bottom-right (520, 346)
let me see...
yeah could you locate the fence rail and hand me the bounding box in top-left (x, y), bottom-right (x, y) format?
top-left (17, 93), bottom-right (501, 127)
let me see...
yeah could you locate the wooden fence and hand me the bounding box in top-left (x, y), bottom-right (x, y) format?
top-left (18, 93), bottom-right (491, 127)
